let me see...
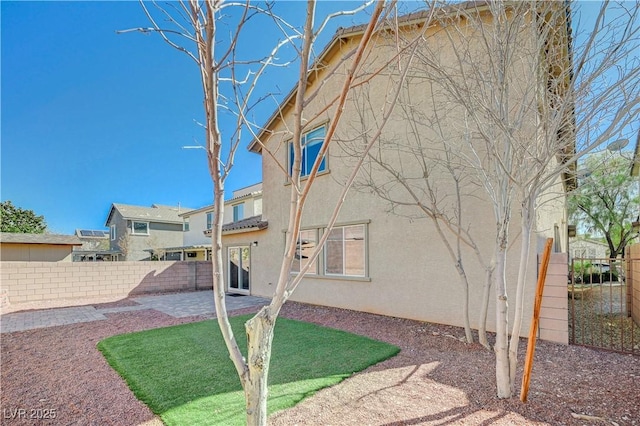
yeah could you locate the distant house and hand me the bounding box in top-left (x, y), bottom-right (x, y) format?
top-left (162, 183), bottom-right (265, 262)
top-left (0, 232), bottom-right (82, 262)
top-left (104, 204), bottom-right (192, 261)
top-left (570, 236), bottom-right (609, 259)
top-left (72, 229), bottom-right (120, 261)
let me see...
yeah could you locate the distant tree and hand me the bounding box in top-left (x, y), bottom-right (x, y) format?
top-left (569, 152), bottom-right (639, 259)
top-left (147, 235), bottom-right (167, 261)
top-left (117, 234), bottom-right (132, 260)
top-left (0, 201), bottom-right (47, 233)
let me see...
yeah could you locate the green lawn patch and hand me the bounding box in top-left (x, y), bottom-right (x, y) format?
top-left (97, 315), bottom-right (399, 425)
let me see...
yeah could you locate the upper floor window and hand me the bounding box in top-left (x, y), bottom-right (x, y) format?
top-left (110, 225), bottom-right (116, 241)
top-left (132, 221), bottom-right (149, 235)
top-left (233, 203), bottom-right (244, 222)
top-left (206, 212), bottom-right (213, 230)
top-left (183, 218), bottom-right (190, 232)
top-left (289, 125), bottom-right (327, 177)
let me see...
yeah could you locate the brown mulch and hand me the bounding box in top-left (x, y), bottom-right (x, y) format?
top-left (1, 301), bottom-right (639, 426)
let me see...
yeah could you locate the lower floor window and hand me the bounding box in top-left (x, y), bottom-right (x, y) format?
top-left (324, 224), bottom-right (366, 277)
top-left (291, 222), bottom-right (368, 278)
top-left (292, 229), bottom-right (317, 274)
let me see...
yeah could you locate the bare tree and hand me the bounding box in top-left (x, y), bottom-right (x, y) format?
top-left (117, 234), bottom-right (132, 260)
top-left (349, 0), bottom-right (639, 398)
top-left (146, 235), bottom-right (167, 260)
top-left (346, 76), bottom-right (495, 346)
top-left (124, 0), bottom-right (423, 423)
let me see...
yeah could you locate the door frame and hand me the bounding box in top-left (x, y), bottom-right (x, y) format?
top-left (227, 245), bottom-right (250, 295)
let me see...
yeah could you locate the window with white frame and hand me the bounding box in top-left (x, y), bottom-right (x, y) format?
top-left (289, 125), bottom-right (327, 177)
top-left (324, 224), bottom-right (366, 277)
top-left (206, 212), bottom-right (213, 230)
top-left (292, 229), bottom-right (318, 275)
top-left (183, 218), bottom-right (190, 232)
top-left (132, 221), bottom-right (149, 235)
top-left (110, 224), bottom-right (116, 241)
top-left (233, 203), bottom-right (244, 222)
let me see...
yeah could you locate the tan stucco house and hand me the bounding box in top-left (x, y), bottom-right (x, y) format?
top-left (216, 1), bottom-right (574, 333)
top-left (0, 232), bottom-right (82, 262)
top-left (162, 183), bottom-right (265, 274)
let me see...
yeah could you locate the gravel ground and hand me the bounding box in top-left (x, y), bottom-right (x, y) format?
top-left (1, 301), bottom-right (639, 425)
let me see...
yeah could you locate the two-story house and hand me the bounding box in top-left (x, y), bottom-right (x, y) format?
top-left (162, 184), bottom-right (266, 289)
top-left (105, 204), bottom-right (192, 261)
top-left (221, 2), bottom-right (573, 330)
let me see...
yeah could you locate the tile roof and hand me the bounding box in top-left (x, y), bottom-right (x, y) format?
top-left (221, 215), bottom-right (268, 233)
top-left (0, 232), bottom-right (83, 246)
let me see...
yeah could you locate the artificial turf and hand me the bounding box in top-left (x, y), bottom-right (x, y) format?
top-left (97, 314), bottom-right (399, 425)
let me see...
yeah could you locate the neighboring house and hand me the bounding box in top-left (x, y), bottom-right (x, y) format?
top-left (72, 229), bottom-right (120, 261)
top-left (105, 204), bottom-right (192, 261)
top-left (229, 2), bottom-right (572, 329)
top-left (0, 232), bottom-right (82, 262)
top-left (163, 183), bottom-right (265, 263)
top-left (570, 236), bottom-right (609, 259)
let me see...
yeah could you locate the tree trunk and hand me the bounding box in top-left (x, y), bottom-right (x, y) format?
top-left (457, 269), bottom-right (474, 343)
top-left (244, 307), bottom-right (276, 426)
top-left (508, 219), bottom-right (532, 387)
top-left (494, 235), bottom-right (511, 398)
top-left (478, 263), bottom-right (493, 349)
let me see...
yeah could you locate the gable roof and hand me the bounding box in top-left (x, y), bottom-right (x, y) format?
top-left (0, 232), bottom-right (83, 246)
top-left (105, 203), bottom-right (193, 226)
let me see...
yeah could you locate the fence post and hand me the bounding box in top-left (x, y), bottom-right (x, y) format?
top-left (520, 237), bottom-right (553, 403)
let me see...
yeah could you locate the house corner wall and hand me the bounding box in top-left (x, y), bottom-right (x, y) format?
top-left (538, 252), bottom-right (568, 344)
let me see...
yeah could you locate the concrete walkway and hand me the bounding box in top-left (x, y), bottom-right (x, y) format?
top-left (0, 292), bottom-right (268, 333)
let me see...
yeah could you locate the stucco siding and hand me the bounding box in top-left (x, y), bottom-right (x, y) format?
top-left (183, 210), bottom-right (211, 246)
top-left (0, 244), bottom-right (74, 262)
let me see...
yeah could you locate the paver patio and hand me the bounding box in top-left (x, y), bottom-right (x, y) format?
top-left (0, 291), bottom-right (268, 333)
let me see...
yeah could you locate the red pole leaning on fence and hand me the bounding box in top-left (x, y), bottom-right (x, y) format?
top-left (520, 237), bottom-right (554, 403)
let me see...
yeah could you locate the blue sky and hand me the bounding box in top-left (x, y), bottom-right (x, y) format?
top-left (2, 1), bottom-right (636, 234)
top-left (1, 1), bottom-right (370, 234)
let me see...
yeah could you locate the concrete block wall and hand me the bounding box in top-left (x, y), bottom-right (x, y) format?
top-left (0, 261), bottom-right (213, 304)
top-left (538, 253), bottom-right (569, 345)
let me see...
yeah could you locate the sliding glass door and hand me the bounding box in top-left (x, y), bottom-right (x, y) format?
top-left (228, 246), bottom-right (250, 294)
